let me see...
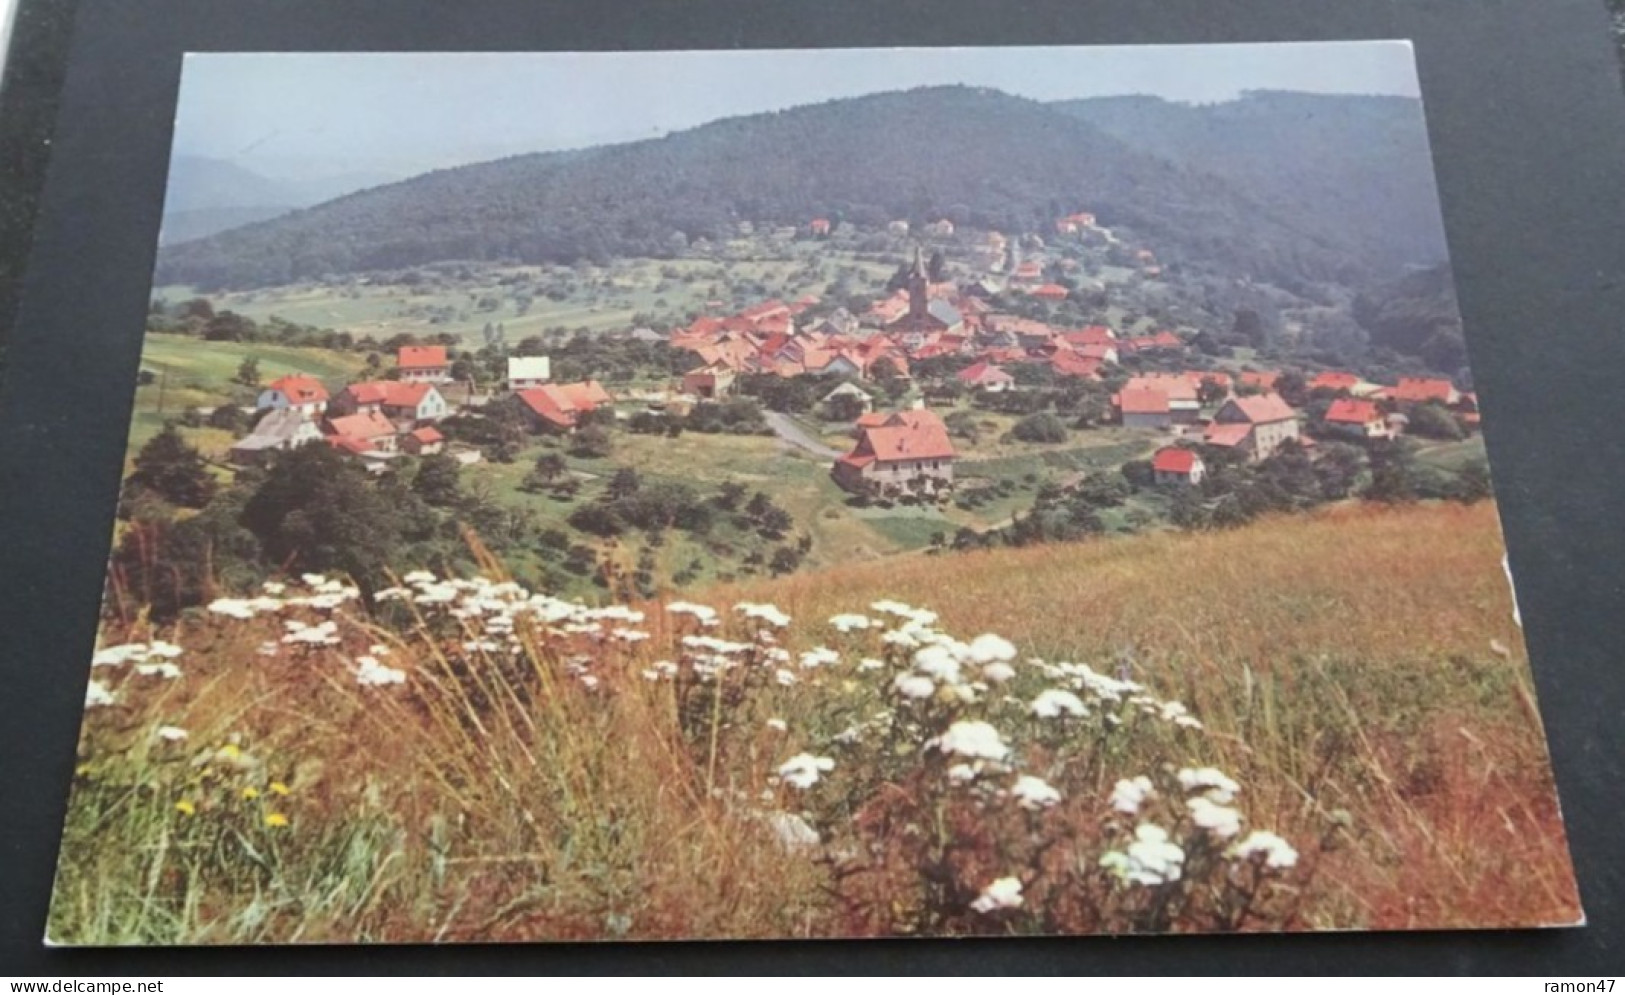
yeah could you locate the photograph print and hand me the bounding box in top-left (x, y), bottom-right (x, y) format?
top-left (51, 43), bottom-right (1583, 944)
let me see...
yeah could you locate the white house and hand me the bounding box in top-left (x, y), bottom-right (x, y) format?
top-left (256, 375), bottom-right (329, 418)
top-left (507, 355), bottom-right (553, 391)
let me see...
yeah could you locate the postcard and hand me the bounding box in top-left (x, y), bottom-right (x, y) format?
top-left (48, 43), bottom-right (1581, 943)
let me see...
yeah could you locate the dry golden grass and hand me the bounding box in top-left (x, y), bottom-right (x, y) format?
top-left (49, 501), bottom-right (1580, 942)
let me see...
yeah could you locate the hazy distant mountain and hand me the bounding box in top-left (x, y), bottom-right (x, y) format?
top-left (1050, 91), bottom-right (1448, 271)
top-left (160, 156), bottom-right (401, 245)
top-left (157, 86), bottom-right (1437, 290)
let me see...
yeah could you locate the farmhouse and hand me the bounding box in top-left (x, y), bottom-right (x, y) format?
top-left (682, 364), bottom-right (736, 400)
top-left (1390, 377), bottom-right (1460, 406)
top-left (325, 410), bottom-right (400, 453)
top-left (1151, 446), bottom-right (1205, 486)
top-left (511, 380), bottom-right (614, 433)
top-left (1204, 393), bottom-right (1299, 461)
top-left (1322, 397), bottom-right (1391, 439)
top-left (402, 426), bottom-right (445, 456)
top-left (331, 381), bottom-right (449, 424)
top-left (832, 409), bottom-right (956, 496)
top-left (256, 375), bottom-right (329, 417)
top-left (956, 361), bottom-right (1015, 392)
top-left (229, 408), bottom-right (323, 465)
top-left (397, 346), bottom-right (451, 384)
top-left (507, 356), bottom-right (553, 391)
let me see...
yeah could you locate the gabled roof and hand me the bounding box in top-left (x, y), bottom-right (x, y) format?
top-left (1325, 398), bottom-right (1382, 424)
top-left (1204, 423), bottom-right (1254, 448)
top-left (344, 380), bottom-right (435, 408)
top-left (410, 426), bottom-right (444, 444)
top-left (398, 345), bottom-right (448, 370)
top-left (1152, 447), bottom-right (1200, 474)
top-left (1117, 388), bottom-right (1171, 415)
top-left (956, 360), bottom-right (1013, 385)
top-left (514, 387), bottom-right (578, 429)
top-left (265, 375), bottom-right (329, 404)
top-left (1239, 371), bottom-right (1281, 390)
top-left (1309, 371), bottom-right (1361, 392)
top-left (1222, 393), bottom-right (1296, 424)
top-left (1391, 377), bottom-right (1457, 404)
top-left (1050, 352), bottom-right (1103, 379)
top-left (239, 407), bottom-right (313, 445)
top-left (1031, 284), bottom-right (1070, 299)
top-left (326, 410), bottom-right (396, 440)
top-left (850, 409), bottom-right (955, 463)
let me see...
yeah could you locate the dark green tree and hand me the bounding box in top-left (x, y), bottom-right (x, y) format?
top-left (127, 423), bottom-right (217, 509)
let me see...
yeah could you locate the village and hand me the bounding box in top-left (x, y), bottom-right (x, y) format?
top-left (213, 212), bottom-right (1483, 534)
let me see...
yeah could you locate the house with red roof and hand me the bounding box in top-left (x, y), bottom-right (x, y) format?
top-left (324, 410), bottom-right (400, 453)
top-left (1204, 393), bottom-right (1300, 461)
top-left (256, 375), bottom-right (329, 417)
top-left (1322, 397), bottom-right (1391, 439)
top-left (1151, 446), bottom-right (1205, 486)
top-left (956, 361), bottom-right (1016, 392)
top-left (510, 380), bottom-right (615, 433)
top-left (1390, 377), bottom-right (1461, 406)
top-left (1116, 388), bottom-right (1175, 430)
top-left (1050, 351), bottom-right (1104, 381)
top-left (397, 345), bottom-right (451, 384)
top-left (1308, 370), bottom-right (1362, 394)
top-left (1030, 284), bottom-right (1070, 302)
top-left (682, 364), bottom-right (736, 400)
top-left (331, 380), bottom-right (448, 424)
top-left (1118, 375), bottom-right (1201, 427)
top-left (832, 409), bottom-right (956, 496)
top-left (809, 218), bottom-right (831, 236)
top-left (402, 426), bottom-right (445, 456)
top-left (1238, 371), bottom-right (1281, 392)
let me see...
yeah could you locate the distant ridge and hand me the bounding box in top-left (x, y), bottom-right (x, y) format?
top-left (156, 86), bottom-right (1438, 291)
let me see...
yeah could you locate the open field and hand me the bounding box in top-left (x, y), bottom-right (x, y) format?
top-left (52, 501), bottom-right (1580, 942)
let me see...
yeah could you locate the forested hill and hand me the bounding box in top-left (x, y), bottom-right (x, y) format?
top-left (1050, 91), bottom-right (1449, 273)
top-left (159, 86), bottom-right (1402, 291)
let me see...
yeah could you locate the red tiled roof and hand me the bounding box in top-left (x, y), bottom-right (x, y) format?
top-left (1031, 284), bottom-right (1069, 300)
top-left (1051, 352), bottom-right (1103, 379)
top-left (1225, 393), bottom-right (1296, 424)
top-left (266, 375), bottom-right (329, 404)
top-left (1239, 371), bottom-right (1280, 390)
top-left (1391, 377), bottom-right (1457, 404)
top-left (410, 427), bottom-right (443, 444)
top-left (345, 380), bottom-right (433, 408)
top-left (515, 387), bottom-right (577, 429)
top-left (328, 435), bottom-right (373, 455)
top-left (398, 345), bottom-right (448, 370)
top-left (1308, 371), bottom-right (1360, 392)
top-left (1325, 398), bottom-right (1381, 424)
top-left (956, 360), bottom-right (1013, 385)
top-left (1204, 423), bottom-right (1254, 448)
top-left (1117, 388), bottom-right (1170, 415)
top-left (326, 411), bottom-right (396, 440)
top-left (1152, 447), bottom-right (1199, 473)
top-left (859, 422), bottom-right (955, 462)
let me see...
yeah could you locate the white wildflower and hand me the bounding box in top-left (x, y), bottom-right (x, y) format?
top-left (736, 601), bottom-right (791, 628)
top-left (913, 644), bottom-right (962, 684)
top-left (858, 657), bottom-right (885, 672)
top-left (829, 613), bottom-right (873, 633)
top-left (947, 763), bottom-right (979, 785)
top-left (1109, 775), bottom-right (1156, 816)
top-left (207, 598), bottom-right (258, 620)
top-left (1031, 688), bottom-right (1088, 719)
top-left (967, 633), bottom-right (1017, 664)
top-left (1178, 767), bottom-right (1241, 805)
top-left (1101, 823), bottom-right (1186, 886)
top-left (932, 720), bottom-right (1010, 762)
top-left (146, 641), bottom-right (184, 659)
top-left (891, 673), bottom-right (935, 700)
top-left (775, 668), bottom-right (798, 687)
top-left (1187, 796), bottom-right (1243, 839)
top-left (969, 876), bottom-right (1024, 913)
top-left (1229, 831), bottom-right (1299, 870)
top-left (1011, 774), bottom-right (1062, 811)
top-left (91, 644), bottom-right (147, 668)
top-left (765, 812), bottom-right (820, 852)
top-left (84, 680), bottom-right (116, 709)
top-left (766, 718), bottom-right (788, 732)
top-left (667, 601), bottom-right (720, 626)
top-left (155, 725), bottom-right (189, 742)
top-left (777, 753), bottom-right (835, 789)
top-left (135, 662), bottom-right (182, 680)
top-left (799, 646), bottom-right (840, 669)
top-left (981, 661), bottom-right (1016, 684)
top-left (354, 656), bottom-right (407, 687)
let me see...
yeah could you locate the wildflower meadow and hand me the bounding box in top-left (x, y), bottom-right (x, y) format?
top-left (49, 501), bottom-right (1581, 942)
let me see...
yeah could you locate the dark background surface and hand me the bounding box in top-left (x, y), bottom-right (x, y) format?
top-left (2, 0), bottom-right (1623, 975)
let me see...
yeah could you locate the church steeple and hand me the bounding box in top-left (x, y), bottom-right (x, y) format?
top-left (906, 245), bottom-right (930, 321)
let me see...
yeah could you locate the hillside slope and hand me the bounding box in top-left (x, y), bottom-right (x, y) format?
top-left (1052, 91), bottom-right (1449, 272)
top-left (156, 86), bottom-right (1379, 291)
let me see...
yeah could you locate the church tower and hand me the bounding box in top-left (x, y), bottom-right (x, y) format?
top-left (905, 245), bottom-right (931, 321)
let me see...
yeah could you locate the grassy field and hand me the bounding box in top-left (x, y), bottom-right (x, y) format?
top-left (51, 501), bottom-right (1580, 942)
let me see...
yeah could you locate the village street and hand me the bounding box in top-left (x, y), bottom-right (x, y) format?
top-left (764, 410), bottom-right (844, 460)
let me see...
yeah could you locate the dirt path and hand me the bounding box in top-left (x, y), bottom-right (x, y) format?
top-left (764, 411), bottom-right (844, 460)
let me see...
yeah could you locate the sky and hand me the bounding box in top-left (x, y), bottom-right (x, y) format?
top-left (173, 42), bottom-right (1421, 183)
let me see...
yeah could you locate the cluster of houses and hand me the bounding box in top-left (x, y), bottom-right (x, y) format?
top-left (228, 346), bottom-right (614, 470)
top-left (671, 248), bottom-right (1187, 400)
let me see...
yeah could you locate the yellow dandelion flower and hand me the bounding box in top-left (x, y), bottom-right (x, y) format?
top-left (269, 781), bottom-right (290, 796)
top-left (218, 744), bottom-right (242, 760)
top-left (264, 812), bottom-right (289, 828)
top-left (175, 800), bottom-right (196, 817)
top-left (242, 787), bottom-right (261, 800)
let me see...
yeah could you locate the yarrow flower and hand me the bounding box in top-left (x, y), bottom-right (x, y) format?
top-left (1109, 775), bottom-right (1156, 815)
top-left (1187, 795), bottom-right (1243, 839)
top-left (969, 876), bottom-right (1024, 913)
top-left (1030, 688), bottom-right (1088, 719)
top-left (913, 645), bottom-right (962, 684)
top-left (931, 720), bottom-right (1010, 762)
top-left (84, 680), bottom-right (116, 709)
top-left (966, 633), bottom-right (1017, 664)
top-left (777, 753), bottom-right (835, 789)
top-left (829, 613), bottom-right (873, 633)
top-left (1100, 823), bottom-right (1186, 886)
top-left (1229, 830), bottom-right (1299, 870)
top-left (1178, 767), bottom-right (1241, 805)
top-left (154, 725), bottom-right (189, 743)
top-left (799, 646), bottom-right (840, 669)
top-left (354, 656), bottom-right (407, 687)
top-left (736, 602), bottom-right (791, 628)
top-left (1011, 774), bottom-right (1062, 811)
top-left (981, 662), bottom-right (1016, 684)
top-left (667, 601), bottom-right (720, 627)
top-left (892, 673), bottom-right (935, 700)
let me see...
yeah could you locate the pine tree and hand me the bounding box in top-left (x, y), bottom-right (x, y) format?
top-left (128, 423), bottom-right (217, 509)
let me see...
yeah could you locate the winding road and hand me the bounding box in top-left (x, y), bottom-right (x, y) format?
top-left (763, 411), bottom-right (844, 460)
